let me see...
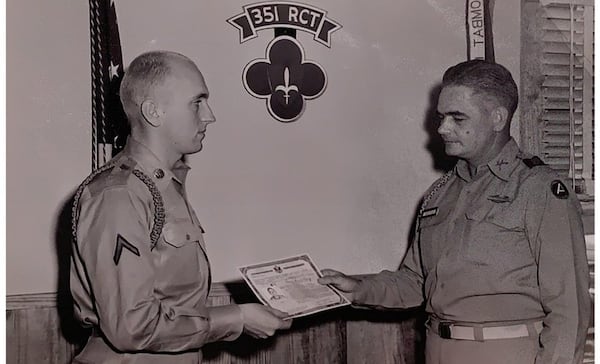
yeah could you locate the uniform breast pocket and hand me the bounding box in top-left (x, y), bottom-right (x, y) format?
top-left (158, 220), bottom-right (206, 287)
top-left (418, 207), bottom-right (451, 269)
top-left (419, 207), bottom-right (451, 235)
top-left (464, 204), bottom-right (532, 267)
top-left (466, 203), bottom-right (524, 232)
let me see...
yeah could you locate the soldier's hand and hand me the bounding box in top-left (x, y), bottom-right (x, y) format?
top-left (239, 304), bottom-right (292, 339)
top-left (318, 269), bottom-right (359, 302)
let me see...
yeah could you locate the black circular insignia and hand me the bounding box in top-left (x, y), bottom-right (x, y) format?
top-left (243, 36), bottom-right (327, 123)
top-left (550, 180), bottom-right (569, 199)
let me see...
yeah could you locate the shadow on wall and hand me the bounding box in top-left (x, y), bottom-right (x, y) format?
top-left (424, 83), bottom-right (457, 174)
top-left (402, 83), bottom-right (457, 270)
top-left (54, 192), bottom-right (91, 347)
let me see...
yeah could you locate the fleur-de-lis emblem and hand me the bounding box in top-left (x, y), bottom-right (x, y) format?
top-left (243, 36), bottom-right (327, 123)
top-left (275, 68), bottom-right (299, 105)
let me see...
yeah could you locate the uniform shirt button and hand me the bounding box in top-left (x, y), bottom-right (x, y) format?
top-left (186, 233), bottom-right (191, 241)
top-left (154, 169), bottom-right (165, 179)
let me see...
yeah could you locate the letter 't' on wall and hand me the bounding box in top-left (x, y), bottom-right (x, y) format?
top-left (466, 0), bottom-right (495, 61)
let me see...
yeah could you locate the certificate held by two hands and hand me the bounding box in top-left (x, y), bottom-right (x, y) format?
top-left (239, 254), bottom-right (350, 319)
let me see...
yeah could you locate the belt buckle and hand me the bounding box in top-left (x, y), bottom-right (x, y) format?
top-left (438, 321), bottom-right (452, 339)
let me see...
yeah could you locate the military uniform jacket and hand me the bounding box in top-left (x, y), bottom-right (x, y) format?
top-left (353, 139), bottom-right (591, 363)
top-left (70, 139), bottom-right (243, 363)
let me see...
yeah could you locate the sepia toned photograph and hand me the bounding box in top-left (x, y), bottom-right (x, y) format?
top-left (6, 0), bottom-right (595, 363)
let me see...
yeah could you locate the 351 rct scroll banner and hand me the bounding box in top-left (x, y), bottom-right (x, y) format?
top-left (228, 2), bottom-right (341, 123)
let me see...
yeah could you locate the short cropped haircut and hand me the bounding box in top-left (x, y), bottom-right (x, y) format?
top-left (119, 51), bottom-right (192, 122)
top-left (442, 60), bottom-right (519, 120)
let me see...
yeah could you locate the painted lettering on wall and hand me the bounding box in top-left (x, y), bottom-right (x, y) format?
top-left (228, 2), bottom-right (341, 123)
top-left (228, 2), bottom-right (340, 47)
top-left (468, 0), bottom-right (485, 60)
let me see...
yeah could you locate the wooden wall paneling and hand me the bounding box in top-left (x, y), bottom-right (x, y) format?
top-left (204, 331), bottom-right (277, 364)
top-left (203, 294), bottom-right (233, 364)
top-left (6, 309), bottom-right (18, 364)
top-left (203, 283), bottom-right (283, 364)
top-left (204, 286), bottom-right (348, 364)
top-left (346, 309), bottom-right (424, 364)
top-left (267, 329), bottom-right (295, 364)
top-left (11, 286), bottom-right (593, 364)
top-left (6, 307), bottom-right (77, 364)
top-left (287, 312), bottom-right (347, 364)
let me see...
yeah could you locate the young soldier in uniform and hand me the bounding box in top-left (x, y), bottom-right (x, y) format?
top-left (319, 60), bottom-right (591, 363)
top-left (70, 51), bottom-right (292, 363)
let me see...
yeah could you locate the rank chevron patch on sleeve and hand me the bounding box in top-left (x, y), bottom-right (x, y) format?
top-left (113, 234), bottom-right (140, 265)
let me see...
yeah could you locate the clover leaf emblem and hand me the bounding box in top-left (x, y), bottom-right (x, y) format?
top-left (243, 36), bottom-right (327, 123)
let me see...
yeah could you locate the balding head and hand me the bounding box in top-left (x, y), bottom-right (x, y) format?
top-left (119, 51), bottom-right (197, 128)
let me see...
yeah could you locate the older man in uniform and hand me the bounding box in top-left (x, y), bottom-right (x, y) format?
top-left (319, 60), bottom-right (591, 363)
top-left (70, 51), bottom-right (291, 363)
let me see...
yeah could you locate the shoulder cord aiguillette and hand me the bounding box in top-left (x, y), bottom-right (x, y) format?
top-left (72, 165), bottom-right (165, 250)
top-left (131, 170), bottom-right (165, 250)
top-left (416, 170), bottom-right (453, 231)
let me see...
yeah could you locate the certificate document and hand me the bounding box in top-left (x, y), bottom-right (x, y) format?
top-left (238, 254), bottom-right (350, 319)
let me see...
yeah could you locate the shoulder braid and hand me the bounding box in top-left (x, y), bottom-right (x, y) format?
top-left (71, 163), bottom-right (165, 250)
top-left (416, 170), bottom-right (453, 230)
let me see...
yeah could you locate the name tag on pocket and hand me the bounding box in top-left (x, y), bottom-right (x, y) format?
top-left (420, 207), bottom-right (439, 218)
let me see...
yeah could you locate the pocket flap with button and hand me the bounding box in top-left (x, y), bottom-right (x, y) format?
top-left (465, 202), bottom-right (493, 222)
top-left (466, 202), bottom-right (523, 230)
top-left (162, 220), bottom-right (204, 248)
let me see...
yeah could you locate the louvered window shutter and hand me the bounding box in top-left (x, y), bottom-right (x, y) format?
top-left (522, 5), bottom-right (594, 362)
top-left (540, 0), bottom-right (594, 196)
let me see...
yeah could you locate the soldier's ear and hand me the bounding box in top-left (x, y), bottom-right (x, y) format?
top-left (141, 99), bottom-right (162, 127)
top-left (491, 106), bottom-right (509, 132)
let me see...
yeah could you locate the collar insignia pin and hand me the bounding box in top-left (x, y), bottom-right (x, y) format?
top-left (153, 169), bottom-right (165, 179)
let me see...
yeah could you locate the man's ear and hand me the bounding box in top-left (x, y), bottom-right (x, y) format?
top-left (491, 106), bottom-right (509, 132)
top-left (141, 99), bottom-right (162, 127)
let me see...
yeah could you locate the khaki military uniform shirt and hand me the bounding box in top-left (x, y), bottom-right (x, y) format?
top-left (70, 139), bottom-right (243, 363)
top-left (353, 139), bottom-right (591, 363)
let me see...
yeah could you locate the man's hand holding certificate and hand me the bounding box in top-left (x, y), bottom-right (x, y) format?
top-left (239, 254), bottom-right (350, 319)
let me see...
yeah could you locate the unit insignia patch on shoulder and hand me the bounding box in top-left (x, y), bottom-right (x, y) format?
top-left (550, 180), bottom-right (569, 199)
